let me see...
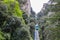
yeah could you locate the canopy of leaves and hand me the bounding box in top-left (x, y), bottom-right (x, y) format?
top-left (0, 0), bottom-right (32, 40)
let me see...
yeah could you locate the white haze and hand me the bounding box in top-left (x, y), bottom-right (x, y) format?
top-left (30, 0), bottom-right (49, 14)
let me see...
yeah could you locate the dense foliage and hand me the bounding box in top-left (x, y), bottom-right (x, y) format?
top-left (37, 0), bottom-right (60, 40)
top-left (0, 0), bottom-right (33, 40)
top-left (1, 0), bottom-right (60, 40)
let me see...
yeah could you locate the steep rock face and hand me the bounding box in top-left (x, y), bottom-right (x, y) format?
top-left (37, 0), bottom-right (58, 18)
top-left (18, 0), bottom-right (31, 16)
top-left (37, 0), bottom-right (60, 40)
top-left (17, 0), bottom-right (35, 40)
top-left (30, 8), bottom-right (35, 18)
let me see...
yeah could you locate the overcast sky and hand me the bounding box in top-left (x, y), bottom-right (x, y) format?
top-left (30, 0), bottom-right (49, 14)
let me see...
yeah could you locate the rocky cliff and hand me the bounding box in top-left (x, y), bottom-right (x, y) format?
top-left (37, 0), bottom-right (60, 40)
top-left (18, 0), bottom-right (31, 16)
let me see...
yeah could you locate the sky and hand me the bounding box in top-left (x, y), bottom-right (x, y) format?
top-left (30, 0), bottom-right (49, 14)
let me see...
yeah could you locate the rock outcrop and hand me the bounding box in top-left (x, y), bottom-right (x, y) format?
top-left (18, 0), bottom-right (31, 16)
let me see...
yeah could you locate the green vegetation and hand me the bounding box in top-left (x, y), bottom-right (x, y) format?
top-left (0, 0), bottom-right (60, 40)
top-left (37, 0), bottom-right (60, 40)
top-left (0, 0), bottom-right (32, 40)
